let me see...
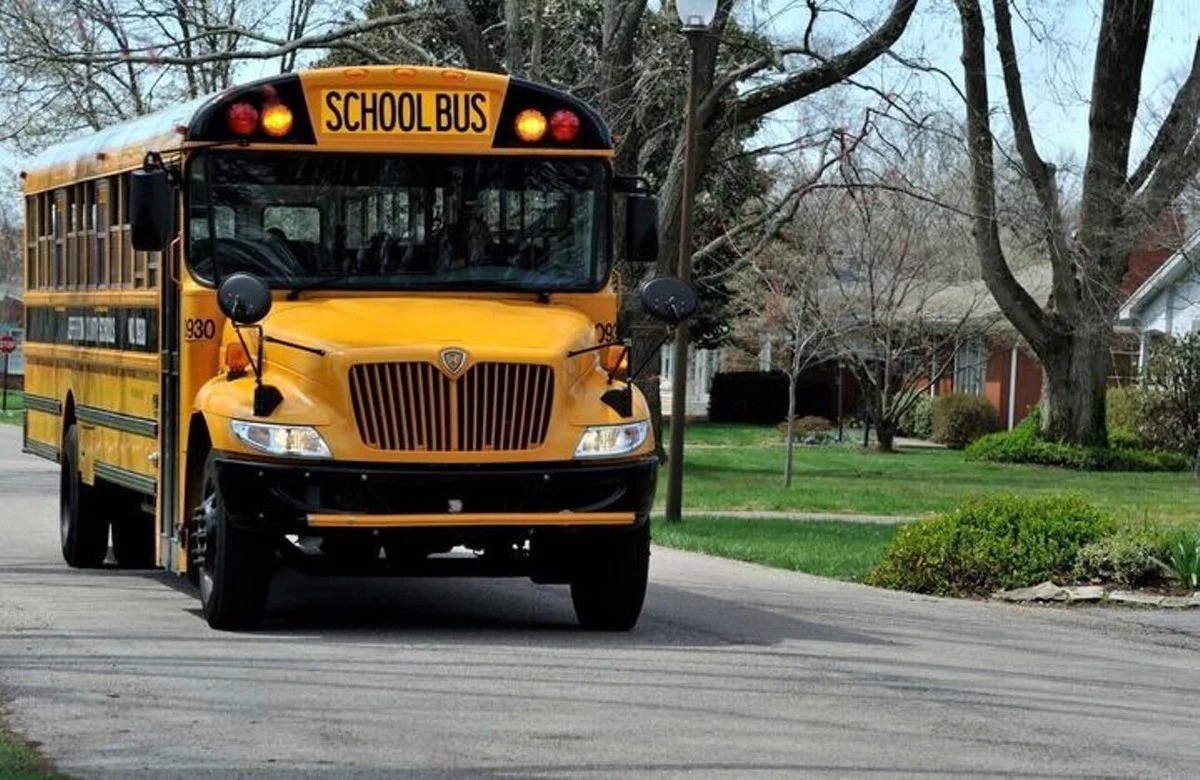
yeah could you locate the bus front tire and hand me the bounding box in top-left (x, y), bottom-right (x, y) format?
top-left (569, 524), bottom-right (650, 631)
top-left (59, 424), bottom-right (109, 568)
top-left (196, 453), bottom-right (273, 630)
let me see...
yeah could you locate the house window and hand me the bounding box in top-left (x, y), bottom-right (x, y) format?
top-left (954, 340), bottom-right (987, 395)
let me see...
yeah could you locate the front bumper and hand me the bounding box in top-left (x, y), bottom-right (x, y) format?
top-left (213, 453), bottom-right (657, 533)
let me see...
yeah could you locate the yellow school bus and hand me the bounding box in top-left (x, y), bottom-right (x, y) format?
top-left (21, 66), bottom-right (696, 630)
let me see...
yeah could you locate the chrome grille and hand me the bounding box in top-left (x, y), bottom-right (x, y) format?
top-left (349, 361), bottom-right (554, 452)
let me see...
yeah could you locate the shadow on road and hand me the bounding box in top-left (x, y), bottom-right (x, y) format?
top-left (0, 560), bottom-right (886, 648)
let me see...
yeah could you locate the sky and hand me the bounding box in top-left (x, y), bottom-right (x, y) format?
top-left (749, 0), bottom-right (1198, 170)
top-left (2, 1), bottom-right (1197, 193)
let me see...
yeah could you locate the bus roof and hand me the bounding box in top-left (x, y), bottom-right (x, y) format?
top-left (22, 67), bottom-right (613, 193)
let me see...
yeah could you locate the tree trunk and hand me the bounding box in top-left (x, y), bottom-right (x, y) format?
top-left (1039, 330), bottom-right (1111, 446)
top-left (875, 418), bottom-right (897, 453)
top-left (784, 371), bottom-right (798, 487)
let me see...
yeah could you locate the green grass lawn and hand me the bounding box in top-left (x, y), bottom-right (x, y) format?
top-left (0, 390), bottom-right (23, 425)
top-left (660, 422), bottom-right (1200, 523)
top-left (652, 516), bottom-right (899, 581)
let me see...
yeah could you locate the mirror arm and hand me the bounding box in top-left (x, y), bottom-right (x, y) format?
top-left (229, 323), bottom-right (283, 417)
top-left (614, 174), bottom-right (655, 194)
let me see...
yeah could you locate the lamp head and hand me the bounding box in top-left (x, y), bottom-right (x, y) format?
top-left (676, 0), bottom-right (717, 29)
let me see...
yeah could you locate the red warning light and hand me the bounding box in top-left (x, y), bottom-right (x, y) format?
top-left (226, 102), bottom-right (259, 136)
top-left (549, 110), bottom-right (581, 143)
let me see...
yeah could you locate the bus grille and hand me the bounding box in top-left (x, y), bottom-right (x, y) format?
top-left (348, 361), bottom-right (554, 452)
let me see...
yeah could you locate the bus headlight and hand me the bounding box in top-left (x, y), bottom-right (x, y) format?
top-left (230, 420), bottom-right (332, 458)
top-left (574, 421), bottom-right (649, 459)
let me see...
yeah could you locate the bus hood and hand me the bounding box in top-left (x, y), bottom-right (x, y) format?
top-left (259, 295), bottom-right (596, 357)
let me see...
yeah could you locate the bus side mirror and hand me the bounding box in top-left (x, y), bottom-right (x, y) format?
top-left (639, 276), bottom-right (698, 326)
top-left (129, 168), bottom-right (176, 252)
top-left (218, 273), bottom-right (273, 325)
top-left (625, 193), bottom-right (659, 265)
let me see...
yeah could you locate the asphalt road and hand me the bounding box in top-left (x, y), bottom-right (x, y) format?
top-left (2, 424), bottom-right (1199, 778)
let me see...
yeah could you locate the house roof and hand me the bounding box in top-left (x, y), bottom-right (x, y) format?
top-left (920, 263), bottom-right (1052, 331)
top-left (1118, 227), bottom-right (1200, 322)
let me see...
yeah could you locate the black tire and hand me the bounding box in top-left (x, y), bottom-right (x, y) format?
top-left (570, 524), bottom-right (650, 631)
top-left (59, 424), bottom-right (109, 568)
top-left (111, 492), bottom-right (156, 569)
top-left (195, 452), bottom-right (273, 630)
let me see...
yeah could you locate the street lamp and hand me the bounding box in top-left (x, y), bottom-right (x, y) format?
top-left (664, 0), bottom-right (716, 523)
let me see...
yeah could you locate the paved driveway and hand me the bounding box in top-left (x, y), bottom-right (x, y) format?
top-left (1, 424), bottom-right (1198, 778)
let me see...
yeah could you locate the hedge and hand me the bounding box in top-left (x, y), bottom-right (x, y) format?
top-left (865, 494), bottom-right (1116, 596)
top-left (965, 410), bottom-right (1188, 472)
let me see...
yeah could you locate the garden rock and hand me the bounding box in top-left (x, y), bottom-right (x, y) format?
top-left (1108, 591), bottom-right (1164, 607)
top-left (1158, 596), bottom-right (1194, 609)
top-left (994, 581), bottom-right (1066, 602)
top-left (1064, 586), bottom-right (1105, 602)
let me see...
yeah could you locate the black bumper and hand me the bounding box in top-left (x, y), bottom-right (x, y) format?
top-left (213, 454), bottom-right (658, 533)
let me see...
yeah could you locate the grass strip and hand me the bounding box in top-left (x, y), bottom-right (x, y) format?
top-left (652, 516), bottom-right (901, 582)
top-left (0, 390), bottom-right (23, 426)
top-left (0, 718), bottom-right (55, 780)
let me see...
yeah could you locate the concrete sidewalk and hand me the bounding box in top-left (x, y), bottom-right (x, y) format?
top-left (656, 509), bottom-right (921, 524)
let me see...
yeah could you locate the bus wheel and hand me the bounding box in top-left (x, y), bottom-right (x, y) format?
top-left (195, 453), bottom-right (273, 630)
top-left (111, 492), bottom-right (156, 569)
top-left (569, 524), bottom-right (650, 631)
top-left (59, 424), bottom-right (109, 568)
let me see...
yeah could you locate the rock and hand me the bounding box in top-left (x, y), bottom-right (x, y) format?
top-left (1159, 596), bottom-right (1195, 609)
top-left (994, 581), bottom-right (1066, 602)
top-left (1191, 592), bottom-right (1200, 608)
top-left (1108, 591), bottom-right (1164, 607)
top-left (1064, 586), bottom-right (1105, 603)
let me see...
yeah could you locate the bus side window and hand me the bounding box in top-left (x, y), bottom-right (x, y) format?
top-left (52, 190), bottom-right (64, 289)
top-left (24, 196), bottom-right (35, 290)
top-left (95, 181), bottom-right (109, 289)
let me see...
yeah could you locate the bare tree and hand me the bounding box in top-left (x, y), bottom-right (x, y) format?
top-left (0, 0), bottom-right (420, 149)
top-left (954, 0), bottom-right (1200, 445)
top-left (731, 239), bottom-right (841, 485)
top-left (783, 130), bottom-right (990, 453)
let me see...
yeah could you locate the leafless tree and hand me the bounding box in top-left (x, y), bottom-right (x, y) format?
top-left (0, 0), bottom-right (416, 150)
top-left (771, 128), bottom-right (990, 454)
top-left (954, 0), bottom-right (1200, 445)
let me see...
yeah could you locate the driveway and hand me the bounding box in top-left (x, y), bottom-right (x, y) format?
top-left (0, 423), bottom-right (1197, 777)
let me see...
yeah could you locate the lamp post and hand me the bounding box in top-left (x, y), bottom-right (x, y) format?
top-left (664, 0), bottom-right (716, 523)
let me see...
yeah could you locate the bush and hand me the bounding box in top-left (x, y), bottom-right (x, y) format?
top-left (1073, 524), bottom-right (1172, 588)
top-left (865, 494), bottom-right (1116, 596)
top-left (1128, 334), bottom-right (1200, 456)
top-left (1166, 530), bottom-right (1200, 589)
top-left (708, 372), bottom-right (790, 424)
top-left (931, 394), bottom-right (999, 449)
top-left (966, 410), bottom-right (1189, 472)
top-left (899, 393), bottom-right (933, 439)
top-left (779, 415), bottom-right (833, 444)
top-left (1106, 387), bottom-right (1139, 442)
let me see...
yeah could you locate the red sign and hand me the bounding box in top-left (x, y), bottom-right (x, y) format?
top-left (0, 334), bottom-right (16, 355)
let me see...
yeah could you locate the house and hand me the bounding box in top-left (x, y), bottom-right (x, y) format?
top-left (673, 221), bottom-right (1184, 428)
top-left (1116, 226), bottom-right (1200, 374)
top-left (0, 283), bottom-right (24, 391)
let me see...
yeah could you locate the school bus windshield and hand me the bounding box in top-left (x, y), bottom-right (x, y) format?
top-left (187, 152), bottom-right (609, 293)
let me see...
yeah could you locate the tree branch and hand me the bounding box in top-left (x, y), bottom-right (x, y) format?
top-left (955, 0), bottom-right (1051, 352)
top-left (733, 0), bottom-right (918, 125)
top-left (992, 0), bottom-right (1075, 315)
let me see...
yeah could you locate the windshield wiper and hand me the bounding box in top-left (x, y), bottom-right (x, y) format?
top-left (285, 273), bottom-right (357, 300)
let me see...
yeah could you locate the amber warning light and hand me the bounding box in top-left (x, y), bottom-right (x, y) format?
top-left (514, 109), bottom-right (547, 142)
top-left (261, 103), bottom-right (294, 137)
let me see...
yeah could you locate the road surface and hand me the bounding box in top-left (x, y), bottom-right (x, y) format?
top-left (1, 423), bottom-right (1198, 778)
